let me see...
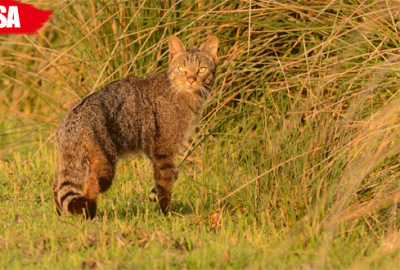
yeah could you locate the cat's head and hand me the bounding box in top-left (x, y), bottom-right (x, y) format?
top-left (168, 35), bottom-right (218, 96)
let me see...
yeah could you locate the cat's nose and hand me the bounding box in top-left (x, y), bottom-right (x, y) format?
top-left (187, 77), bottom-right (196, 84)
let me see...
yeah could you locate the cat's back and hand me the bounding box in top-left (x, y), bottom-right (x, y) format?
top-left (56, 73), bottom-right (170, 142)
top-left (66, 73), bottom-right (169, 114)
top-left (69, 75), bottom-right (143, 112)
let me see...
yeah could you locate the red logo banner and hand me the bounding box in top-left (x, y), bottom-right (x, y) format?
top-left (0, 0), bottom-right (52, 34)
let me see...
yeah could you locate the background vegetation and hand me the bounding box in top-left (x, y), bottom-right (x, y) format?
top-left (1, 0), bottom-right (400, 268)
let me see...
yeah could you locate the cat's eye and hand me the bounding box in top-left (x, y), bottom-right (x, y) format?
top-left (178, 67), bottom-right (186, 73)
top-left (198, 67), bottom-right (207, 73)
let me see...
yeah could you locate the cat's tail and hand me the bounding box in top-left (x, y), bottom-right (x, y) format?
top-left (54, 167), bottom-right (98, 219)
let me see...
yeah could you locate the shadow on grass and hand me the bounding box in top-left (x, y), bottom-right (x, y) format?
top-left (93, 199), bottom-right (197, 221)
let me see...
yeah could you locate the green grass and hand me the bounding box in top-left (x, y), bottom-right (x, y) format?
top-left (2, 0), bottom-right (400, 268)
top-left (1, 149), bottom-right (400, 269)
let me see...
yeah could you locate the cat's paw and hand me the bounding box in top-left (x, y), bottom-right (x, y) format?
top-left (148, 188), bottom-right (158, 202)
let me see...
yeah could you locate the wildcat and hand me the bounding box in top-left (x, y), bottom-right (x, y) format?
top-left (53, 35), bottom-right (219, 219)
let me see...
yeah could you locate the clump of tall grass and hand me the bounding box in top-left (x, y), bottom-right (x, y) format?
top-left (1, 0), bottom-right (400, 260)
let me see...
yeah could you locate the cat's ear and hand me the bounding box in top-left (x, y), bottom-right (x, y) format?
top-left (200, 36), bottom-right (218, 63)
top-left (169, 35), bottom-right (186, 63)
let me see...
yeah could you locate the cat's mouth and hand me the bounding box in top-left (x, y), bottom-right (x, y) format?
top-left (186, 84), bottom-right (202, 91)
top-left (188, 85), bottom-right (200, 91)
top-left (181, 83), bottom-right (200, 91)
top-left (174, 82), bottom-right (209, 97)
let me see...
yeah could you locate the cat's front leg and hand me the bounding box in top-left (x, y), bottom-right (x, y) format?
top-left (148, 187), bottom-right (158, 202)
top-left (150, 152), bottom-right (178, 215)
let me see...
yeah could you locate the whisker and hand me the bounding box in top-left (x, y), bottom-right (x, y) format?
top-left (199, 86), bottom-right (209, 100)
top-left (203, 84), bottom-right (212, 90)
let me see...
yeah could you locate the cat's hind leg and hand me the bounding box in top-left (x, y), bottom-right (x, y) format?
top-left (83, 154), bottom-right (115, 219)
top-left (88, 156), bottom-right (115, 194)
top-left (55, 159), bottom-right (89, 218)
top-left (55, 133), bottom-right (115, 219)
top-left (82, 133), bottom-right (116, 219)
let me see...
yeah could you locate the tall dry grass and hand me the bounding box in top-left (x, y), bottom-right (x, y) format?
top-left (1, 0), bottom-right (400, 261)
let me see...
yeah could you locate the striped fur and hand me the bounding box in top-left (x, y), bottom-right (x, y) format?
top-left (54, 35), bottom-right (219, 218)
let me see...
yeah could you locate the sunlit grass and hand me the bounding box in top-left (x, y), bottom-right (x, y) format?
top-left (1, 0), bottom-right (400, 268)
